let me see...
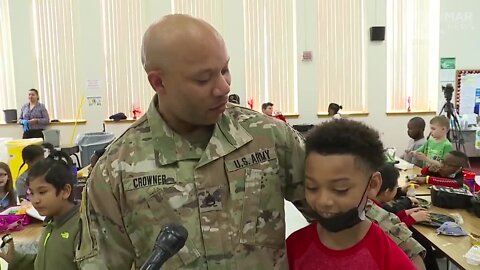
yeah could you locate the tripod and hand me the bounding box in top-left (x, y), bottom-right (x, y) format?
top-left (439, 100), bottom-right (471, 168)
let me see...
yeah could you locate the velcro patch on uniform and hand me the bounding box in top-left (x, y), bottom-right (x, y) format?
top-left (225, 147), bottom-right (277, 172)
top-left (124, 172), bottom-right (176, 191)
top-left (198, 186), bottom-right (223, 213)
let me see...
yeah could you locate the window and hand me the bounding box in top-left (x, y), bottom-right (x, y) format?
top-left (32, 0), bottom-right (80, 120)
top-left (386, 0), bottom-right (439, 112)
top-left (0, 0), bottom-right (16, 123)
top-left (101, 0), bottom-right (149, 118)
top-left (171, 0), bottom-right (224, 33)
top-left (244, 0), bottom-right (297, 114)
top-left (316, 0), bottom-right (366, 114)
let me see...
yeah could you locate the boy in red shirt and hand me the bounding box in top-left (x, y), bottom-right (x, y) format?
top-left (373, 164), bottom-right (430, 227)
top-left (413, 150), bottom-right (468, 188)
top-left (261, 102), bottom-right (287, 122)
top-left (287, 120), bottom-right (415, 270)
top-left (374, 164), bottom-right (439, 270)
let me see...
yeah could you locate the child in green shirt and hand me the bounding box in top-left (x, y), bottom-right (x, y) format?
top-left (413, 115), bottom-right (453, 167)
top-left (0, 150), bottom-right (79, 270)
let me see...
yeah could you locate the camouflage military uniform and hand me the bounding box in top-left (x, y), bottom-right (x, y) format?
top-left (365, 200), bottom-right (426, 259)
top-left (75, 95), bottom-right (307, 270)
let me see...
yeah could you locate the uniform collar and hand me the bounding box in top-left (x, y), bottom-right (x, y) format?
top-left (146, 95), bottom-right (252, 167)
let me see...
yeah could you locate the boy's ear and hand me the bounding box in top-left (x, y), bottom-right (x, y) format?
top-left (62, 184), bottom-right (72, 200)
top-left (367, 171), bottom-right (382, 198)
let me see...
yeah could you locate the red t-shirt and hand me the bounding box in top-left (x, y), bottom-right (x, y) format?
top-left (286, 222), bottom-right (416, 270)
top-left (273, 114), bottom-right (287, 122)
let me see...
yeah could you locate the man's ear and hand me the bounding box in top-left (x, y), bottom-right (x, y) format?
top-left (367, 171), bottom-right (382, 198)
top-left (147, 70), bottom-right (166, 95)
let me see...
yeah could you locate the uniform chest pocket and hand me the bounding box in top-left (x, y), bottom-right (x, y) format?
top-left (124, 187), bottom-right (201, 269)
top-left (234, 162), bottom-right (286, 249)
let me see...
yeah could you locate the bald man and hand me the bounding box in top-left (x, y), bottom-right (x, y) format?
top-left (75, 14), bottom-right (308, 269)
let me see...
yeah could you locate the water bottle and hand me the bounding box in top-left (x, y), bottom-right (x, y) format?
top-left (407, 183), bottom-right (416, 197)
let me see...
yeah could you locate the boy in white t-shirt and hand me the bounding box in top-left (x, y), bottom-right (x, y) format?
top-left (401, 117), bottom-right (426, 167)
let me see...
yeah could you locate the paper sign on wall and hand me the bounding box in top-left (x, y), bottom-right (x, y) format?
top-left (87, 96), bottom-right (102, 107)
top-left (302, 51), bottom-right (312, 61)
top-left (86, 80), bottom-right (100, 90)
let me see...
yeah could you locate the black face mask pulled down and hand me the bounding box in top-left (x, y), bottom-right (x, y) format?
top-left (314, 178), bottom-right (371, 233)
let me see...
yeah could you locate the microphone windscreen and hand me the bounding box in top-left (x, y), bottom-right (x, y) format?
top-left (155, 224), bottom-right (188, 256)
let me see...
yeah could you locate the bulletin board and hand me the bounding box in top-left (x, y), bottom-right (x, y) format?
top-left (455, 69), bottom-right (480, 115)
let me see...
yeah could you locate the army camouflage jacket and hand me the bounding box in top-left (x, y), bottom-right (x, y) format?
top-left (365, 200), bottom-right (426, 259)
top-left (76, 96), bottom-right (307, 270)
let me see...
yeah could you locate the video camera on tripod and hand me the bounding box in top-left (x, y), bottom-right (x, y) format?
top-left (442, 83), bottom-right (454, 103)
top-left (439, 83), bottom-right (469, 166)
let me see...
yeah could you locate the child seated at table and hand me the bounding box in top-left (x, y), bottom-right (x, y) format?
top-left (412, 150), bottom-right (468, 188)
top-left (327, 103), bottom-right (342, 119)
top-left (412, 115), bottom-right (453, 167)
top-left (375, 164), bottom-right (443, 270)
top-left (372, 164), bottom-right (430, 226)
top-left (16, 144), bottom-right (45, 201)
top-left (0, 150), bottom-right (80, 270)
top-left (42, 142), bottom-right (55, 157)
top-left (401, 117), bottom-right (426, 167)
top-left (286, 119), bottom-right (415, 270)
top-left (0, 162), bottom-right (18, 210)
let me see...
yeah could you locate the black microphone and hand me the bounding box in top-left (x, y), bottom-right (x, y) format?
top-left (139, 224), bottom-right (189, 270)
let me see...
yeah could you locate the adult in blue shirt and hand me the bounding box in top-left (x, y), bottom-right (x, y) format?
top-left (19, 88), bottom-right (50, 139)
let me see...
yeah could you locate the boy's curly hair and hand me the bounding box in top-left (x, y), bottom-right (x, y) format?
top-left (306, 119), bottom-right (385, 172)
